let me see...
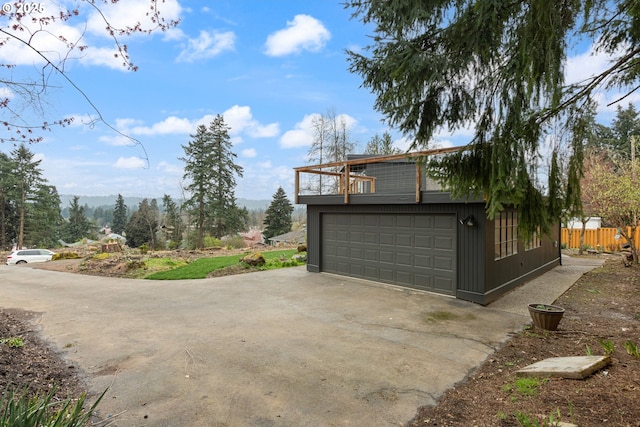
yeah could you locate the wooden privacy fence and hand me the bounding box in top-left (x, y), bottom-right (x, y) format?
top-left (561, 227), bottom-right (640, 251)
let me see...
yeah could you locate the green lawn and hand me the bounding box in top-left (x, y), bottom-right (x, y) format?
top-left (145, 249), bottom-right (302, 280)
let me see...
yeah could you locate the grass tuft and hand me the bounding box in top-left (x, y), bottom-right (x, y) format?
top-left (0, 386), bottom-right (105, 427)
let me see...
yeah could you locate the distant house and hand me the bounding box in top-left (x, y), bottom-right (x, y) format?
top-left (267, 229), bottom-right (306, 246)
top-left (294, 149), bottom-right (561, 305)
top-left (566, 217), bottom-right (601, 230)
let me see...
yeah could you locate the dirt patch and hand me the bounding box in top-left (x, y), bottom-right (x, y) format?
top-left (0, 309), bottom-right (85, 400)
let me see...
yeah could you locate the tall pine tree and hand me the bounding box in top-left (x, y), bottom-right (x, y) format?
top-left (162, 194), bottom-right (183, 248)
top-left (11, 143), bottom-right (43, 249)
top-left (112, 194), bottom-right (128, 235)
top-left (180, 115), bottom-right (244, 247)
top-left (263, 187), bottom-right (294, 240)
top-left (64, 196), bottom-right (92, 242)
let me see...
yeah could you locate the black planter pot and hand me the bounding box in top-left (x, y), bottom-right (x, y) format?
top-left (527, 303), bottom-right (565, 331)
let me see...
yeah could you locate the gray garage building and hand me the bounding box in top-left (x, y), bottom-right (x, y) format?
top-left (294, 149), bottom-right (561, 305)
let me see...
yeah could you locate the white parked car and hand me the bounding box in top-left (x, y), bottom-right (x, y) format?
top-left (5, 249), bottom-right (56, 265)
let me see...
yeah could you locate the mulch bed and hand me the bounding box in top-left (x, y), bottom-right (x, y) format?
top-left (409, 257), bottom-right (640, 426)
top-left (0, 309), bottom-right (85, 400)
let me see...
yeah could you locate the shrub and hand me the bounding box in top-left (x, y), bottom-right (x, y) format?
top-left (51, 252), bottom-right (80, 261)
top-left (292, 252), bottom-right (307, 262)
top-left (224, 235), bottom-right (246, 249)
top-left (203, 236), bottom-right (223, 248)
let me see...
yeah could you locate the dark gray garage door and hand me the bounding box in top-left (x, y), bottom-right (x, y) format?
top-left (321, 213), bottom-right (456, 295)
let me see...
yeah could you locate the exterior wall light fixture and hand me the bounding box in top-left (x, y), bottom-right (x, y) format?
top-left (459, 215), bottom-right (476, 227)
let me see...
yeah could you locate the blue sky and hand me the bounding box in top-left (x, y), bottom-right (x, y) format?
top-left (0, 1), bottom-right (636, 202)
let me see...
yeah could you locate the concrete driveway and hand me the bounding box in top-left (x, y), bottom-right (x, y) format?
top-left (0, 259), bottom-right (599, 426)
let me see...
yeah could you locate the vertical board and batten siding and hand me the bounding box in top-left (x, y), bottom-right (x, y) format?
top-left (478, 219), bottom-right (561, 305)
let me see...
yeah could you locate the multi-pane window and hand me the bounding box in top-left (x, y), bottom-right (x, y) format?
top-left (525, 229), bottom-right (542, 251)
top-left (494, 211), bottom-right (518, 259)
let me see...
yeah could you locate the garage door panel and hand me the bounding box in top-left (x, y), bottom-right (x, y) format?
top-left (321, 213), bottom-right (456, 295)
top-left (434, 236), bottom-right (455, 251)
top-left (363, 249), bottom-right (378, 262)
top-left (363, 215), bottom-right (378, 226)
top-left (351, 247), bottom-right (365, 259)
top-left (396, 271), bottom-right (412, 283)
top-left (379, 233), bottom-right (394, 245)
top-left (379, 216), bottom-right (395, 227)
top-left (414, 273), bottom-right (432, 287)
top-left (434, 276), bottom-right (454, 292)
top-left (363, 232), bottom-right (378, 244)
top-left (396, 215), bottom-right (413, 228)
top-left (336, 246), bottom-right (349, 258)
top-left (434, 215), bottom-right (455, 229)
top-left (434, 256), bottom-right (454, 271)
top-left (414, 254), bottom-right (433, 268)
top-left (396, 233), bottom-right (413, 248)
top-left (395, 252), bottom-right (414, 267)
top-left (414, 235), bottom-right (433, 249)
top-left (379, 268), bottom-right (395, 281)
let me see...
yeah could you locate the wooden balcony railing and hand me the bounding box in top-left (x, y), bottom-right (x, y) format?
top-left (294, 146), bottom-right (464, 204)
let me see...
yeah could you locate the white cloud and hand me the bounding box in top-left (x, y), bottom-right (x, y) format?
top-left (0, 1), bottom-right (182, 70)
top-left (0, 87), bottom-right (14, 99)
top-left (564, 42), bottom-right (640, 113)
top-left (264, 15), bottom-right (330, 57)
top-left (79, 46), bottom-right (129, 69)
top-left (565, 43), bottom-right (613, 87)
top-left (86, 0), bottom-right (182, 38)
top-left (176, 30), bottom-right (235, 62)
top-left (0, 18), bottom-right (85, 66)
top-left (112, 107), bottom-right (279, 140)
top-left (99, 135), bottom-right (137, 146)
top-left (280, 114), bottom-right (319, 148)
top-left (163, 27), bottom-right (187, 42)
top-left (157, 161), bottom-right (182, 174)
top-left (241, 148), bottom-right (257, 158)
top-left (114, 157), bottom-right (146, 169)
top-left (223, 105), bottom-right (280, 138)
top-left (248, 123), bottom-right (280, 138)
top-left (280, 112), bottom-right (358, 149)
top-left (130, 116), bottom-right (195, 135)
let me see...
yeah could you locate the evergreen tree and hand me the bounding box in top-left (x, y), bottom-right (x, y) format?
top-left (64, 196), bottom-right (92, 242)
top-left (263, 187), bottom-right (294, 240)
top-left (346, 0), bottom-right (640, 234)
top-left (10, 144), bottom-right (43, 248)
top-left (162, 194), bottom-right (183, 248)
top-left (180, 115), bottom-right (244, 247)
top-left (112, 194), bottom-right (128, 234)
top-left (28, 185), bottom-right (63, 248)
top-left (610, 103), bottom-right (640, 160)
top-left (0, 152), bottom-right (16, 249)
top-left (125, 199), bottom-right (158, 248)
top-left (364, 132), bottom-right (401, 155)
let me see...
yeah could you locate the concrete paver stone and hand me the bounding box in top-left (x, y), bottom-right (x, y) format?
top-left (516, 355), bottom-right (611, 380)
